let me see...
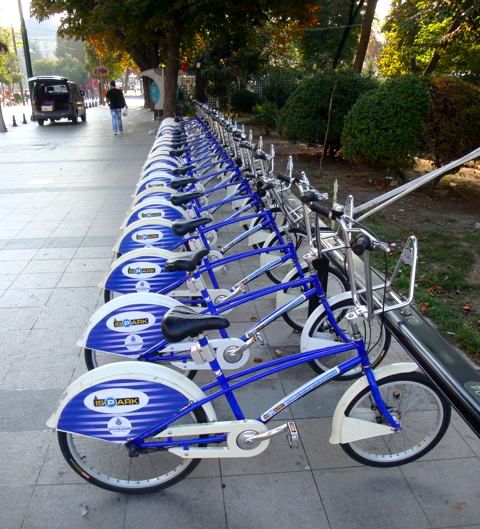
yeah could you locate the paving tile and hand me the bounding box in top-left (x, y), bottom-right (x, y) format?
top-left (0, 289), bottom-right (53, 308)
top-left (0, 329), bottom-right (29, 357)
top-left (313, 466), bottom-right (431, 529)
top-left (65, 257), bottom-right (112, 273)
top-left (223, 471), bottom-right (329, 529)
top-left (0, 389), bottom-right (63, 431)
top-left (297, 417), bottom-right (362, 469)
top-left (0, 486), bottom-right (34, 529)
top-left (451, 412), bottom-right (480, 457)
top-left (402, 458), bottom-right (480, 528)
top-left (22, 327), bottom-right (84, 357)
top-left (35, 248), bottom-right (77, 260)
top-left (10, 272), bottom-right (62, 289)
top-left (34, 304), bottom-right (92, 329)
top-left (125, 477), bottom-right (225, 529)
top-left (5, 238), bottom-right (47, 249)
top-left (0, 260), bottom-right (28, 274)
top-left (42, 236), bottom-right (85, 248)
top-left (81, 235), bottom-right (116, 247)
top-left (0, 249), bottom-right (38, 261)
top-left (0, 273), bottom-right (18, 289)
top-left (0, 430), bottom-right (51, 486)
top-left (46, 287), bottom-right (101, 308)
top-left (23, 483), bottom-right (126, 529)
top-left (57, 271), bottom-right (104, 288)
top-left (2, 354), bottom-right (80, 390)
top-left (74, 246), bottom-right (114, 259)
top-left (0, 307), bottom-right (41, 330)
top-left (23, 259), bottom-right (70, 274)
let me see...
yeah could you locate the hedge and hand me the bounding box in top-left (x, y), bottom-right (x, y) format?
top-left (277, 72), bottom-right (378, 149)
top-left (342, 76), bottom-right (430, 169)
top-left (422, 75), bottom-right (480, 167)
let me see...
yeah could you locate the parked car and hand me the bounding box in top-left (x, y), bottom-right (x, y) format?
top-left (29, 76), bottom-right (86, 126)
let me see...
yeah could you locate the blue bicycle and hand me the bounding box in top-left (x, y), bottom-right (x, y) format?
top-left (49, 201), bottom-right (451, 494)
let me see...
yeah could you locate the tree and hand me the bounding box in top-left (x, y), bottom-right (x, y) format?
top-left (299, 0), bottom-right (365, 71)
top-left (379, 0), bottom-right (480, 76)
top-left (31, 0), bottom-right (320, 117)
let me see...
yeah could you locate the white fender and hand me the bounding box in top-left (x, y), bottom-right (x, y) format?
top-left (121, 198), bottom-right (187, 228)
top-left (132, 186), bottom-right (177, 206)
top-left (99, 247), bottom-right (184, 288)
top-left (329, 362), bottom-right (419, 444)
top-left (137, 172), bottom-right (173, 187)
top-left (112, 218), bottom-right (175, 252)
top-left (300, 291), bottom-right (354, 352)
top-left (47, 361), bottom-right (216, 429)
top-left (77, 292), bottom-right (182, 347)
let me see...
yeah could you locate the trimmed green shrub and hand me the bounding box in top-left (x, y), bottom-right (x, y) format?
top-left (248, 102), bottom-right (279, 135)
top-left (231, 89), bottom-right (261, 113)
top-left (262, 69), bottom-right (303, 108)
top-left (422, 75), bottom-right (480, 167)
top-left (277, 72), bottom-right (378, 150)
top-left (342, 76), bottom-right (430, 169)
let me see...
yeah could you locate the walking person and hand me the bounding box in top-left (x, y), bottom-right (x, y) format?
top-left (106, 80), bottom-right (127, 135)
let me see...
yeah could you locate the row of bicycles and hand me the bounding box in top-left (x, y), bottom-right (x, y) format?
top-left (48, 103), bottom-right (452, 494)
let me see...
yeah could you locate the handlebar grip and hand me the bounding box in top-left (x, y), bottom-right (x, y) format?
top-left (277, 173), bottom-right (291, 184)
top-left (309, 203), bottom-right (332, 217)
top-left (351, 235), bottom-right (372, 256)
top-left (300, 191), bottom-right (318, 204)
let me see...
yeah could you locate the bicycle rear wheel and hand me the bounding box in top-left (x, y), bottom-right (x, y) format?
top-left (58, 406), bottom-right (207, 494)
top-left (341, 372), bottom-right (451, 466)
top-left (306, 298), bottom-right (390, 380)
top-left (281, 266), bottom-right (349, 331)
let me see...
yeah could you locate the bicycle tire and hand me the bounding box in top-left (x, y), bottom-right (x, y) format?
top-left (306, 297), bottom-right (390, 380)
top-left (58, 406), bottom-right (208, 494)
top-left (282, 266), bottom-right (349, 331)
top-left (341, 372), bottom-right (451, 467)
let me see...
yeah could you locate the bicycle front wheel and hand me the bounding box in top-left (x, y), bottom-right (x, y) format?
top-left (341, 372), bottom-right (451, 467)
top-left (58, 406), bottom-right (208, 494)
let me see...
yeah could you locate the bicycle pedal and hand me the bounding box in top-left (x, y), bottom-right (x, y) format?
top-left (286, 421), bottom-right (300, 449)
top-left (255, 331), bottom-right (264, 345)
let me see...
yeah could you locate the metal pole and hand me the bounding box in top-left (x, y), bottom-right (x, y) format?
top-left (354, 146), bottom-right (480, 221)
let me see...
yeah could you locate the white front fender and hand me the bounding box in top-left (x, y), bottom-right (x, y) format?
top-left (329, 362), bottom-right (419, 444)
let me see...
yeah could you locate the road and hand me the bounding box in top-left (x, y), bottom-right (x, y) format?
top-left (0, 98), bottom-right (479, 529)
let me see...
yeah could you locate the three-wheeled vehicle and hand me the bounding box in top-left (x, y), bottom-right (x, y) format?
top-left (29, 76), bottom-right (86, 126)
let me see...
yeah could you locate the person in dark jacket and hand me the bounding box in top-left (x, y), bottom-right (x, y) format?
top-left (106, 80), bottom-right (127, 135)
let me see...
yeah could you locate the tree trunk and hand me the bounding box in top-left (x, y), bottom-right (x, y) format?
top-left (163, 21), bottom-right (183, 118)
top-left (142, 76), bottom-right (152, 109)
top-left (332, 0), bottom-right (365, 70)
top-left (353, 0), bottom-right (377, 73)
top-left (195, 67), bottom-right (206, 103)
top-left (0, 106), bottom-right (7, 133)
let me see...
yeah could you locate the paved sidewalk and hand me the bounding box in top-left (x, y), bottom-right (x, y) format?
top-left (0, 99), bottom-right (479, 529)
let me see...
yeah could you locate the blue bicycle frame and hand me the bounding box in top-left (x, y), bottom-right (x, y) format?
top-left (127, 330), bottom-right (401, 452)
